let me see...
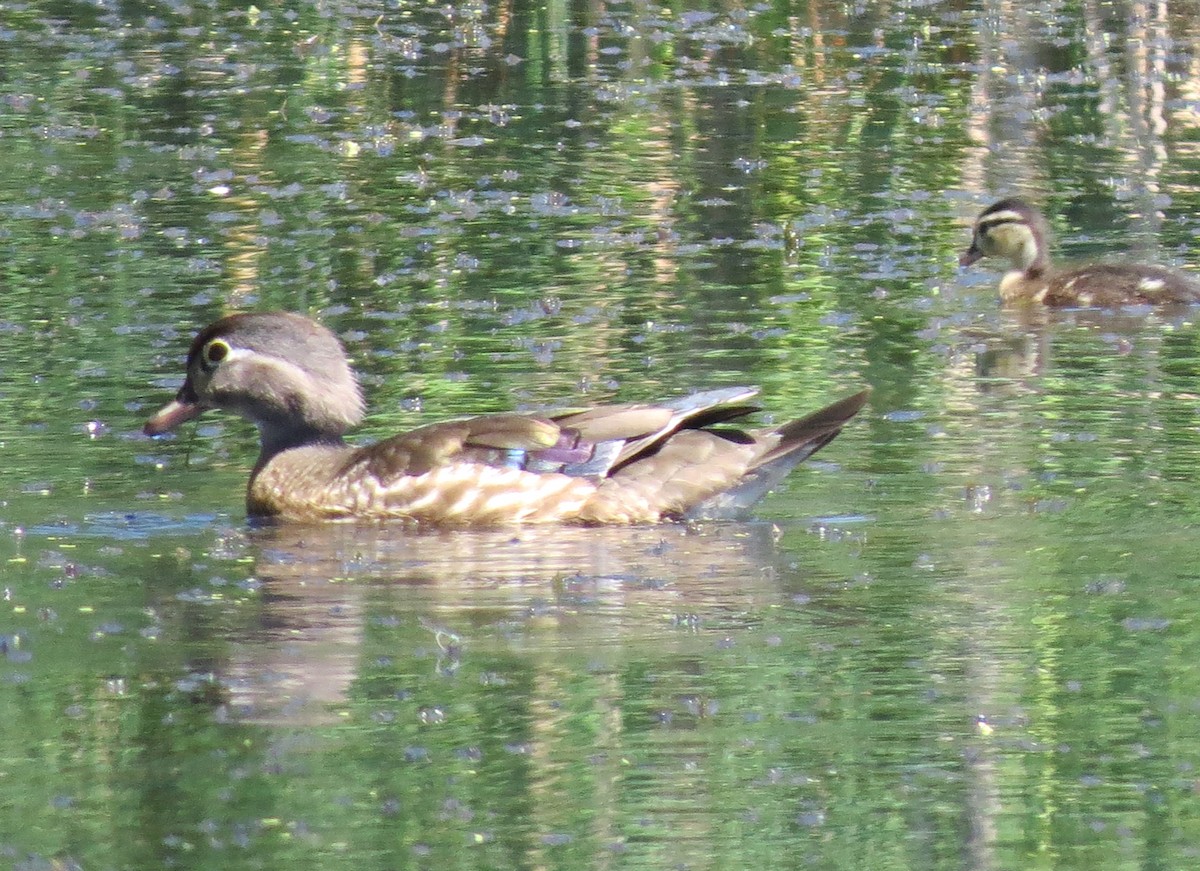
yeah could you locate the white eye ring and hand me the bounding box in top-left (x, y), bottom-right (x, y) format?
top-left (201, 338), bottom-right (230, 370)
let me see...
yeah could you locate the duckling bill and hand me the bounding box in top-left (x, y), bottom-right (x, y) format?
top-left (961, 197), bottom-right (1200, 306)
top-left (144, 312), bottom-right (869, 524)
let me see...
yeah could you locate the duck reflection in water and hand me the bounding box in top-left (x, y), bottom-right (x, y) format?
top-left (210, 521), bottom-right (844, 725)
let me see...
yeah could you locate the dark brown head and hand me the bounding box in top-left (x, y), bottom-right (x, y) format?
top-left (144, 312), bottom-right (364, 454)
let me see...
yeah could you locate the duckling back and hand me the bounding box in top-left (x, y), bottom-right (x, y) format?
top-left (1038, 263), bottom-right (1200, 307)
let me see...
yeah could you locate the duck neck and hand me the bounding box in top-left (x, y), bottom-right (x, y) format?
top-left (256, 422), bottom-right (346, 466)
top-left (1017, 234), bottom-right (1050, 279)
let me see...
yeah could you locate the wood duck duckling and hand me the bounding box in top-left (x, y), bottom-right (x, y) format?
top-left (144, 312), bottom-right (869, 524)
top-left (960, 197), bottom-right (1200, 306)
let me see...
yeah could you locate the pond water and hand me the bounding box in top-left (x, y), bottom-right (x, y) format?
top-left (3, 0), bottom-right (1200, 868)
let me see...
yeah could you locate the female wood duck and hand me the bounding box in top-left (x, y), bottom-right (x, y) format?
top-left (960, 197), bottom-right (1200, 306)
top-left (144, 312), bottom-right (869, 524)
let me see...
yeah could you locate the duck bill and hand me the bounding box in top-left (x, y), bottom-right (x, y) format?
top-left (144, 395), bottom-right (203, 436)
top-left (959, 245), bottom-right (983, 267)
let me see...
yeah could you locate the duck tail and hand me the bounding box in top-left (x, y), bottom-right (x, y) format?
top-left (685, 389), bottom-right (870, 520)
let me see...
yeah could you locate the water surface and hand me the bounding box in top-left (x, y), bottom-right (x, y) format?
top-left (3, 1), bottom-right (1200, 868)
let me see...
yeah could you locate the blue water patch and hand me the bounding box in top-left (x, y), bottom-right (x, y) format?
top-left (28, 511), bottom-right (222, 540)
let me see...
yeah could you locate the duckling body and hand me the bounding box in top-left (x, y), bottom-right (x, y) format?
top-left (961, 198), bottom-right (1200, 306)
top-left (144, 312), bottom-right (868, 524)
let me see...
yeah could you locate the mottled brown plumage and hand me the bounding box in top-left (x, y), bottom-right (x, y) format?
top-left (961, 198), bottom-right (1200, 306)
top-left (144, 312), bottom-right (868, 524)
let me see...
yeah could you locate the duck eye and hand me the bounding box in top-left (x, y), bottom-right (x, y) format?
top-left (201, 339), bottom-right (230, 369)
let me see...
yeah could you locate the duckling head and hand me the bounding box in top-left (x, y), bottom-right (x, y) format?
top-left (961, 198), bottom-right (1050, 276)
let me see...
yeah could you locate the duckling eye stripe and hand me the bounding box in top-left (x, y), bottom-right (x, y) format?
top-left (978, 210), bottom-right (1026, 229)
